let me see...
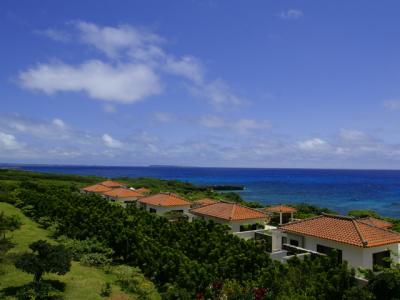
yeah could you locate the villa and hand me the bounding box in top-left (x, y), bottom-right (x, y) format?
top-left (189, 201), bottom-right (267, 233)
top-left (264, 205), bottom-right (297, 225)
top-left (98, 180), bottom-right (126, 188)
top-left (101, 188), bottom-right (146, 206)
top-left (271, 214), bottom-right (400, 270)
top-left (81, 180), bottom-right (126, 193)
top-left (82, 183), bottom-right (113, 193)
top-left (137, 193), bottom-right (191, 216)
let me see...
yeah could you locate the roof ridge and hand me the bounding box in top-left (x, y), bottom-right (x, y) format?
top-left (279, 214), bottom-right (324, 228)
top-left (230, 203), bottom-right (237, 220)
top-left (222, 201), bottom-right (267, 214)
top-left (356, 218), bottom-right (400, 235)
top-left (352, 219), bottom-right (368, 247)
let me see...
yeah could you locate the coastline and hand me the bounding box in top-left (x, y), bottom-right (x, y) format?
top-left (2, 164), bottom-right (400, 218)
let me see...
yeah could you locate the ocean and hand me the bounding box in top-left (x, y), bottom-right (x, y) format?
top-left (9, 165), bottom-right (400, 218)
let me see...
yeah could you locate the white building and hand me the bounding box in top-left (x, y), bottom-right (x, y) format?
top-left (271, 214), bottom-right (400, 270)
top-left (190, 201), bottom-right (267, 233)
top-left (101, 187), bottom-right (145, 206)
top-left (137, 193), bottom-right (191, 216)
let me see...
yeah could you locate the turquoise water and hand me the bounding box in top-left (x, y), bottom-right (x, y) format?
top-left (11, 165), bottom-right (400, 218)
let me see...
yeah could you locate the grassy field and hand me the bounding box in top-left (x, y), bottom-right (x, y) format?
top-left (0, 202), bottom-right (154, 300)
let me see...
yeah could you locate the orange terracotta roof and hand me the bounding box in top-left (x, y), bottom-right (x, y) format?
top-left (359, 217), bottom-right (393, 229)
top-left (134, 187), bottom-right (150, 194)
top-left (193, 198), bottom-right (218, 207)
top-left (190, 201), bottom-right (267, 221)
top-left (82, 184), bottom-right (113, 193)
top-left (265, 205), bottom-right (297, 214)
top-left (280, 214), bottom-right (400, 248)
top-left (100, 180), bottom-right (126, 188)
top-left (138, 193), bottom-right (191, 207)
top-left (102, 188), bottom-right (144, 199)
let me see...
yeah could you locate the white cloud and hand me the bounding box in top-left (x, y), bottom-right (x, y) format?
top-left (191, 79), bottom-right (244, 107)
top-left (165, 56), bottom-right (204, 83)
top-left (102, 133), bottom-right (123, 148)
top-left (384, 100), bottom-right (400, 110)
top-left (19, 60), bottom-right (161, 103)
top-left (24, 21), bottom-right (244, 107)
top-left (279, 9), bottom-right (303, 20)
top-left (199, 115), bottom-right (270, 134)
top-left (339, 129), bottom-right (370, 142)
top-left (0, 132), bottom-right (22, 150)
top-left (52, 118), bottom-right (67, 128)
top-left (35, 28), bottom-right (70, 42)
top-left (298, 138), bottom-right (330, 152)
top-left (74, 21), bottom-right (163, 58)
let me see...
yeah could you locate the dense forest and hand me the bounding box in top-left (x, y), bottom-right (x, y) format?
top-left (0, 169), bottom-right (399, 299)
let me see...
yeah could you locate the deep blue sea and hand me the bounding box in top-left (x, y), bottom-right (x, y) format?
top-left (8, 165), bottom-right (400, 218)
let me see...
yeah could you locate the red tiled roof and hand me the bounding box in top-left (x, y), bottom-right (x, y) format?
top-left (265, 205), bottom-right (297, 214)
top-left (280, 214), bottom-right (400, 248)
top-left (134, 187), bottom-right (150, 194)
top-left (359, 217), bottom-right (393, 229)
top-left (100, 180), bottom-right (126, 188)
top-left (138, 193), bottom-right (191, 207)
top-left (82, 184), bottom-right (113, 193)
top-left (193, 198), bottom-right (218, 207)
top-left (190, 201), bottom-right (267, 221)
top-left (102, 188), bottom-right (144, 199)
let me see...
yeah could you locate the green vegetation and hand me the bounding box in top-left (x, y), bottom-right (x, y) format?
top-left (15, 240), bottom-right (72, 284)
top-left (0, 202), bottom-right (160, 300)
top-left (0, 168), bottom-right (400, 299)
top-left (348, 209), bottom-right (380, 218)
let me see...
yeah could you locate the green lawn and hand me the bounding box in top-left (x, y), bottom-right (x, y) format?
top-left (0, 202), bottom-right (143, 300)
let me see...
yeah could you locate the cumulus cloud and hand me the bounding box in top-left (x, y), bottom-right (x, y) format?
top-left (297, 138), bottom-right (331, 152)
top-left (19, 60), bottom-right (161, 103)
top-left (52, 118), bottom-right (67, 128)
top-left (0, 132), bottom-right (22, 150)
top-left (102, 134), bottom-right (123, 148)
top-left (279, 9), bottom-right (303, 20)
top-left (165, 56), bottom-right (204, 83)
top-left (199, 115), bottom-right (270, 134)
top-left (384, 100), bottom-right (400, 110)
top-left (2, 114), bottom-right (400, 168)
top-left (74, 21), bottom-right (163, 59)
top-left (191, 79), bottom-right (244, 107)
top-left (21, 21), bottom-right (243, 106)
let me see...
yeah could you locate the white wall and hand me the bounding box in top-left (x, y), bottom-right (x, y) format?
top-left (271, 230), bottom-right (400, 269)
top-left (106, 196), bottom-right (139, 207)
top-left (140, 203), bottom-right (191, 216)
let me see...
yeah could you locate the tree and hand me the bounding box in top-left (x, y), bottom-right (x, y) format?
top-left (0, 212), bottom-right (21, 262)
top-left (15, 240), bottom-right (71, 284)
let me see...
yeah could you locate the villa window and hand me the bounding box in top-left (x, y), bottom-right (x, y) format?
top-left (290, 239), bottom-right (299, 247)
top-left (317, 244), bottom-right (342, 262)
top-left (373, 250), bottom-right (390, 271)
top-left (149, 208), bottom-right (157, 213)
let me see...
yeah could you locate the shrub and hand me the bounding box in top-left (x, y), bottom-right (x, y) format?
top-left (38, 216), bottom-right (53, 229)
top-left (110, 265), bottom-right (160, 300)
top-left (15, 282), bottom-right (63, 300)
top-left (80, 253), bottom-right (112, 267)
top-left (100, 282), bottom-right (112, 297)
top-left (58, 237), bottom-right (114, 262)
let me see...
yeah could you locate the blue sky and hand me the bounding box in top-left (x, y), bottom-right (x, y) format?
top-left (1, 0), bottom-right (400, 168)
